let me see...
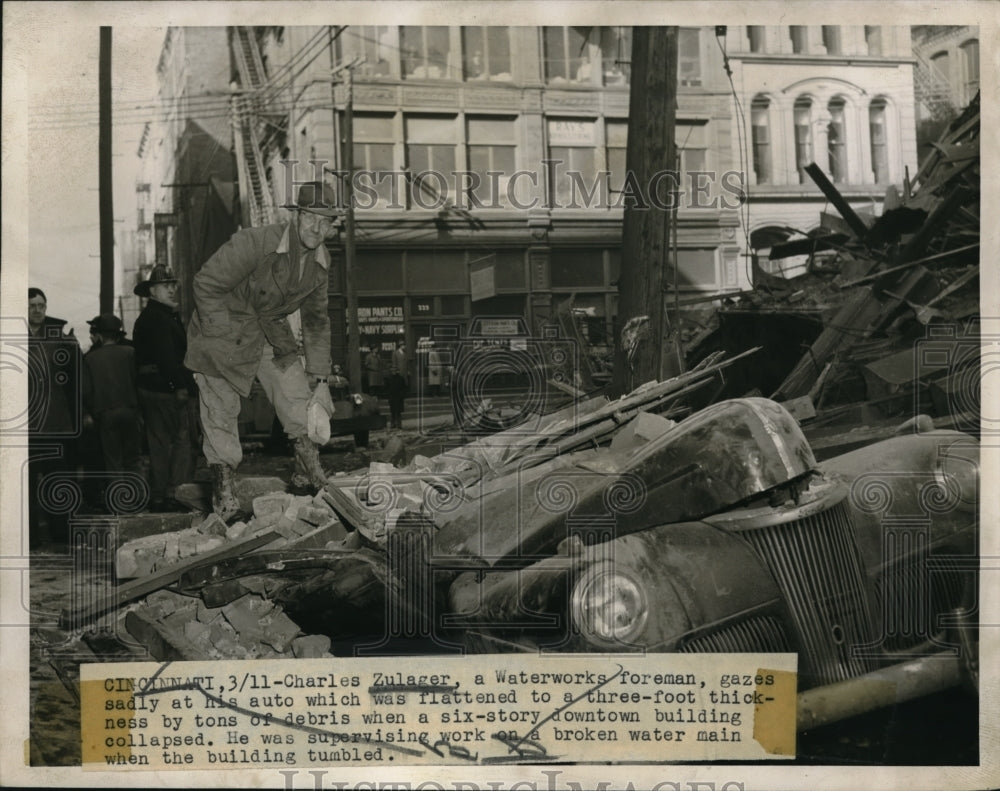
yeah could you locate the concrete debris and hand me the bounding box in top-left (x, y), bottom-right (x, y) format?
top-left (292, 634), bottom-right (332, 658)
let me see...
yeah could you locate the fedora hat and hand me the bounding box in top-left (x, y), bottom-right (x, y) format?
top-left (134, 265), bottom-right (178, 298)
top-left (87, 313), bottom-right (123, 334)
top-left (282, 180), bottom-right (342, 218)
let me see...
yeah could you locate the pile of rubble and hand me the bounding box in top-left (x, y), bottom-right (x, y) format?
top-left (703, 93), bottom-right (980, 453)
top-left (63, 350), bottom-right (754, 659)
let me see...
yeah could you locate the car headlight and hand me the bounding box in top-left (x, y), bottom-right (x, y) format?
top-left (571, 566), bottom-right (648, 647)
top-left (934, 440), bottom-right (978, 514)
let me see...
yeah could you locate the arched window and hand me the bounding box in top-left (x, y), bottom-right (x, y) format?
top-left (931, 50), bottom-right (951, 86)
top-left (961, 39), bottom-right (979, 99)
top-left (751, 96), bottom-right (771, 184)
top-left (794, 97), bottom-right (813, 184)
top-left (789, 26), bottom-right (808, 54)
top-left (869, 99), bottom-right (889, 183)
top-left (747, 26), bottom-right (766, 53)
top-left (827, 97), bottom-right (847, 183)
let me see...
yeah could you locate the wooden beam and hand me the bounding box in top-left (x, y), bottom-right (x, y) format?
top-left (59, 530), bottom-right (280, 629)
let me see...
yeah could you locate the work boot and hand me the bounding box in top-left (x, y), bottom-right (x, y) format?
top-left (291, 436), bottom-right (330, 494)
top-left (210, 463), bottom-right (241, 522)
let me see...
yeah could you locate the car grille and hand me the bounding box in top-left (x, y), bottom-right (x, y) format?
top-left (740, 500), bottom-right (880, 685)
top-left (875, 554), bottom-right (968, 652)
top-left (678, 615), bottom-right (791, 654)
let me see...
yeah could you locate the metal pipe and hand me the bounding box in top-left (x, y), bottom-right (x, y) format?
top-left (796, 653), bottom-right (962, 731)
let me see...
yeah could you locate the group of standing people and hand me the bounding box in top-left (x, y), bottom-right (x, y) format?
top-left (28, 181), bottom-right (422, 545)
top-left (26, 272), bottom-right (194, 549)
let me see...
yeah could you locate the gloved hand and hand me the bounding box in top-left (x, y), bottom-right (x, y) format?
top-left (306, 380), bottom-right (335, 445)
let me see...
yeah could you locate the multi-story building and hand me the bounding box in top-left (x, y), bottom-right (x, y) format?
top-left (911, 25), bottom-right (979, 160)
top-left (138, 26), bottom-right (238, 326)
top-left (721, 25), bottom-right (919, 267)
top-left (248, 25), bottom-right (744, 362)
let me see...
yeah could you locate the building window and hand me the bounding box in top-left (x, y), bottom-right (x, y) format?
top-left (794, 97), bottom-right (813, 184)
top-left (864, 26), bottom-right (882, 56)
top-left (551, 248), bottom-right (605, 288)
top-left (822, 26), bottom-right (841, 55)
top-left (827, 97), bottom-right (847, 183)
top-left (790, 26), bottom-right (808, 54)
top-left (748, 26), bottom-right (766, 53)
top-left (466, 117), bottom-right (516, 207)
top-left (400, 26), bottom-right (454, 79)
top-left (547, 118), bottom-right (597, 207)
top-left (351, 26), bottom-right (393, 77)
top-left (405, 116), bottom-right (457, 206)
top-left (678, 28), bottom-right (701, 86)
top-left (751, 97), bottom-right (771, 184)
top-left (930, 50), bottom-right (951, 87)
top-left (544, 27), bottom-right (596, 84)
top-left (677, 120), bottom-right (708, 179)
top-left (351, 114), bottom-right (396, 206)
top-left (600, 27), bottom-right (631, 85)
top-left (605, 120), bottom-right (628, 198)
top-left (869, 99), bottom-right (889, 184)
top-left (961, 39), bottom-right (979, 99)
top-left (462, 27), bottom-right (512, 81)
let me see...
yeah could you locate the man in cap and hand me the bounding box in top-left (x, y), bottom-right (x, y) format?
top-left (82, 313), bottom-right (142, 491)
top-left (185, 181), bottom-right (339, 520)
top-left (133, 265), bottom-right (196, 512)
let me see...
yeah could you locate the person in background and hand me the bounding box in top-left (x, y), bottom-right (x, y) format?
top-left (132, 266), bottom-right (195, 512)
top-left (363, 345), bottom-right (383, 396)
top-left (386, 340), bottom-right (408, 429)
top-left (185, 182), bottom-right (338, 519)
top-left (82, 314), bottom-right (142, 502)
top-left (27, 287), bottom-right (81, 550)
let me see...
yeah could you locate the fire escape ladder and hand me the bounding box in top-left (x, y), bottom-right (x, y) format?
top-left (913, 49), bottom-right (957, 122)
top-left (230, 26), bottom-right (276, 227)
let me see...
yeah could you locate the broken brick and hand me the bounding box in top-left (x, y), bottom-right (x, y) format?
top-left (196, 513), bottom-right (228, 537)
top-left (225, 521), bottom-right (248, 540)
top-left (253, 492), bottom-right (293, 521)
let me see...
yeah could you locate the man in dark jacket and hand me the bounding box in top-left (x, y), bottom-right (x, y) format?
top-left (133, 266), bottom-right (196, 512)
top-left (82, 314), bottom-right (142, 495)
top-left (185, 182), bottom-right (338, 520)
top-left (27, 287), bottom-right (81, 549)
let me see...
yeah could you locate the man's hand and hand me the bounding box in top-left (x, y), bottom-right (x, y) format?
top-left (175, 389), bottom-right (190, 403)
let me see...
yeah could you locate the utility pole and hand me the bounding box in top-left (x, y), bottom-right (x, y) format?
top-left (612, 27), bottom-right (680, 396)
top-left (99, 27), bottom-right (114, 314)
top-left (341, 62), bottom-right (363, 391)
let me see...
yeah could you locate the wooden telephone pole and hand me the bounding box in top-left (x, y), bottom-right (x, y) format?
top-left (612, 27), bottom-right (680, 396)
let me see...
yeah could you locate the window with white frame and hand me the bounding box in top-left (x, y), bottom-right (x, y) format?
top-left (751, 97), bottom-right (771, 184)
top-left (400, 26), bottom-right (455, 79)
top-left (466, 117), bottom-right (516, 206)
top-left (405, 116), bottom-right (457, 206)
top-left (827, 97), bottom-right (847, 183)
top-left (794, 97), bottom-right (813, 184)
top-left (869, 99), bottom-right (889, 184)
top-left (547, 118), bottom-right (598, 207)
top-left (544, 27), bottom-right (596, 84)
top-left (351, 26), bottom-right (394, 77)
top-left (600, 27), bottom-right (631, 85)
top-left (351, 114), bottom-right (396, 206)
top-left (961, 39), bottom-right (979, 100)
top-left (462, 27), bottom-right (512, 81)
top-left (678, 28), bottom-right (701, 86)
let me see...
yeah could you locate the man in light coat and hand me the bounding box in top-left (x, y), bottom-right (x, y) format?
top-left (185, 182), bottom-right (338, 519)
